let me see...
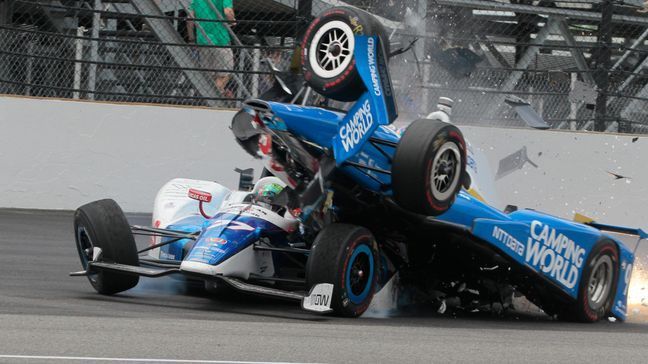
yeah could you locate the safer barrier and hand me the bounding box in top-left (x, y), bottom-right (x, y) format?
top-left (0, 95), bottom-right (646, 232)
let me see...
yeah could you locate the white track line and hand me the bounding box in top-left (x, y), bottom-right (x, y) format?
top-left (0, 355), bottom-right (318, 364)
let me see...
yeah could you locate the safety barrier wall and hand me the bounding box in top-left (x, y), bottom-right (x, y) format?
top-left (0, 95), bottom-right (646, 230)
top-left (0, 95), bottom-right (263, 213)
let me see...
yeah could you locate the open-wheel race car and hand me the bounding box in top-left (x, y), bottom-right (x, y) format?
top-left (72, 6), bottom-right (645, 321)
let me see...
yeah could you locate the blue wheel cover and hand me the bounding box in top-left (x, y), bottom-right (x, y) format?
top-left (345, 244), bottom-right (374, 305)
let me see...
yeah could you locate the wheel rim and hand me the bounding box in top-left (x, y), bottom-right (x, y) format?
top-left (76, 225), bottom-right (98, 284)
top-left (308, 20), bottom-right (355, 79)
top-left (345, 244), bottom-right (374, 305)
top-left (587, 255), bottom-right (613, 310)
top-left (429, 141), bottom-right (462, 201)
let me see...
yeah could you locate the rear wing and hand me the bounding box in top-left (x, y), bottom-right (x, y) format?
top-left (587, 222), bottom-right (648, 241)
top-left (587, 222), bottom-right (647, 256)
top-left (574, 212), bottom-right (647, 253)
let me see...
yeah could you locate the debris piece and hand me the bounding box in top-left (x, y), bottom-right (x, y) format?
top-left (437, 300), bottom-right (447, 314)
top-left (480, 265), bottom-right (499, 271)
top-left (607, 171), bottom-right (631, 181)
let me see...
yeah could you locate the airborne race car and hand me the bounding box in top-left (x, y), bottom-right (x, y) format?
top-left (72, 7), bottom-right (645, 321)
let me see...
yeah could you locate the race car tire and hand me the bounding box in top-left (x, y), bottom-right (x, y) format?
top-left (74, 199), bottom-right (139, 295)
top-left (392, 119), bottom-right (467, 216)
top-left (306, 224), bottom-right (380, 317)
top-left (571, 239), bottom-right (619, 322)
top-left (301, 6), bottom-right (390, 102)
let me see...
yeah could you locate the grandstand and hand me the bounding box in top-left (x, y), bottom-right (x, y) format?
top-left (1, 0), bottom-right (648, 133)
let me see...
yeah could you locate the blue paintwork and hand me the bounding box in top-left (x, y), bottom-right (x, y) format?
top-left (165, 34), bottom-right (640, 320)
top-left (434, 192), bottom-right (635, 319)
top-left (181, 208), bottom-right (288, 266)
top-left (263, 99), bottom-right (400, 190)
top-left (160, 215), bottom-right (204, 261)
top-left (345, 244), bottom-right (375, 305)
top-left (250, 34), bottom-right (638, 319)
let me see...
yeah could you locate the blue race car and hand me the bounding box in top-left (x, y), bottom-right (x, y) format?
top-left (72, 7), bottom-right (644, 322)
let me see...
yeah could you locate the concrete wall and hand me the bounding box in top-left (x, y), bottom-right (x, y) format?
top-left (462, 127), bottom-right (648, 230)
top-left (0, 95), bottom-right (646, 231)
top-left (0, 96), bottom-right (262, 212)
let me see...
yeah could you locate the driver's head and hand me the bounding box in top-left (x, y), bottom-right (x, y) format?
top-left (258, 182), bottom-right (284, 200)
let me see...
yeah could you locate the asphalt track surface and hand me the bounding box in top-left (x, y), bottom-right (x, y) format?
top-left (2, 209), bottom-right (648, 363)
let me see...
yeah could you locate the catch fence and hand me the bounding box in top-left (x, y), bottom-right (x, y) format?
top-left (1, 0), bottom-right (648, 133)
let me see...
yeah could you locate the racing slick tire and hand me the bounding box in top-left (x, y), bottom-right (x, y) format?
top-left (306, 224), bottom-right (380, 317)
top-left (570, 239), bottom-right (620, 322)
top-left (301, 6), bottom-right (390, 102)
top-left (74, 199), bottom-right (139, 295)
top-left (392, 119), bottom-right (467, 216)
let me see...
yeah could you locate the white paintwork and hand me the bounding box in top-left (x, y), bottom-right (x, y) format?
top-left (218, 204), bottom-right (298, 233)
top-left (149, 178), bottom-right (231, 259)
top-left (180, 245), bottom-right (274, 280)
top-left (302, 283), bottom-right (334, 313)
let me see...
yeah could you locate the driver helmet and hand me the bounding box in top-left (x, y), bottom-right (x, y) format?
top-left (258, 183), bottom-right (284, 200)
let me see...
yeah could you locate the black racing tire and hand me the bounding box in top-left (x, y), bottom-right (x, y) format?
top-left (74, 199), bottom-right (139, 295)
top-left (392, 119), bottom-right (467, 216)
top-left (301, 6), bottom-right (390, 102)
top-left (571, 239), bottom-right (619, 322)
top-left (306, 224), bottom-right (380, 317)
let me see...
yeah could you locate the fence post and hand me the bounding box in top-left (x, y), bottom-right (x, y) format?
top-left (73, 27), bottom-right (86, 99)
top-left (25, 40), bottom-right (34, 96)
top-left (594, 0), bottom-right (613, 132)
top-left (87, 0), bottom-right (102, 101)
top-left (252, 43), bottom-right (260, 98)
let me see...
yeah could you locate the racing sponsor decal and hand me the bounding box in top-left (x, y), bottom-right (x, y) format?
top-left (526, 220), bottom-right (586, 289)
top-left (367, 37), bottom-right (381, 97)
top-left (206, 237), bottom-right (228, 245)
top-left (188, 188), bottom-right (212, 202)
top-left (302, 283), bottom-right (334, 313)
top-left (339, 99), bottom-right (373, 153)
top-left (349, 16), bottom-right (363, 34)
top-left (492, 226), bottom-right (524, 257)
top-left (206, 220), bottom-right (255, 232)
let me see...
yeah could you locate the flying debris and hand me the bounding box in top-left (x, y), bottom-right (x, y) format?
top-left (607, 171), bottom-right (632, 181)
top-left (496, 146), bottom-right (539, 180)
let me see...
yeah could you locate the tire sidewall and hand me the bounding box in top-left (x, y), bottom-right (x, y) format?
top-left (73, 199), bottom-right (139, 294)
top-left (74, 209), bottom-right (107, 292)
top-left (393, 120), bottom-right (467, 216)
top-left (577, 240), bottom-right (619, 322)
top-left (301, 7), bottom-right (389, 102)
top-left (336, 233), bottom-right (379, 316)
top-left (306, 224), bottom-right (380, 317)
top-left (423, 126), bottom-right (466, 214)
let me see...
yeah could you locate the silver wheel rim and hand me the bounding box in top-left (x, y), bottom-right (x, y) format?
top-left (587, 255), bottom-right (613, 310)
top-left (308, 20), bottom-right (355, 79)
top-left (430, 141), bottom-right (462, 201)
